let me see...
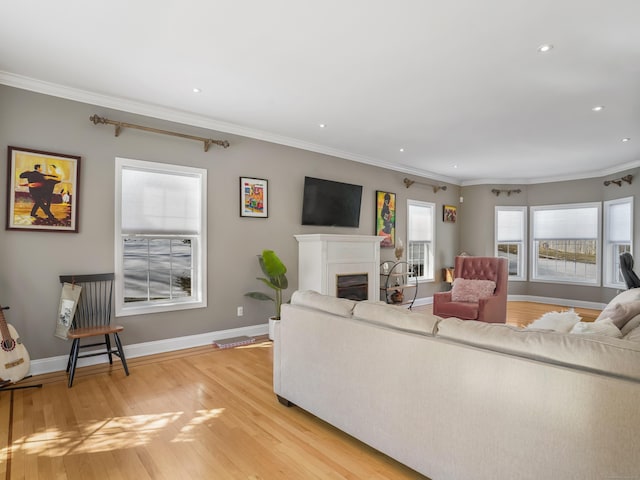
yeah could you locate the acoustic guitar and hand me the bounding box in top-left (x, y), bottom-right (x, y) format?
top-left (0, 306), bottom-right (30, 384)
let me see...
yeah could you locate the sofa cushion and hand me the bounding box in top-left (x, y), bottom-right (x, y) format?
top-left (290, 290), bottom-right (356, 317)
top-left (437, 317), bottom-right (640, 381)
top-left (525, 310), bottom-right (581, 332)
top-left (451, 278), bottom-right (496, 302)
top-left (352, 301), bottom-right (440, 336)
top-left (596, 301), bottom-right (640, 329)
top-left (570, 319), bottom-right (622, 338)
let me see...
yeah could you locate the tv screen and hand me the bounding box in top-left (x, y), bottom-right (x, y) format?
top-left (301, 176), bottom-right (363, 227)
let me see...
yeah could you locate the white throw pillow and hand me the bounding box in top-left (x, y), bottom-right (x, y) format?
top-left (621, 314), bottom-right (640, 336)
top-left (525, 310), bottom-right (581, 332)
top-left (570, 319), bottom-right (622, 338)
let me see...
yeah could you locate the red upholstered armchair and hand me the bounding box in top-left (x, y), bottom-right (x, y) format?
top-left (433, 256), bottom-right (508, 323)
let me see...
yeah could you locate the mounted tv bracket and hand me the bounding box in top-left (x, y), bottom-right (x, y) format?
top-left (89, 115), bottom-right (230, 152)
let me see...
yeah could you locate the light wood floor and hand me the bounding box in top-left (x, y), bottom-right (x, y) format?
top-left (1, 302), bottom-right (601, 480)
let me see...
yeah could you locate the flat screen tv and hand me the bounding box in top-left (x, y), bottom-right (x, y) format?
top-left (301, 176), bottom-right (363, 227)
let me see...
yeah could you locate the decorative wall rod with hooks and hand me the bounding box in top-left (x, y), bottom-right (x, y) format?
top-left (403, 177), bottom-right (447, 193)
top-left (89, 115), bottom-right (230, 152)
top-left (603, 174), bottom-right (633, 187)
top-left (491, 188), bottom-right (522, 197)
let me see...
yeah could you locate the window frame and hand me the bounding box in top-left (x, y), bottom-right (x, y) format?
top-left (530, 202), bottom-right (601, 286)
top-left (494, 206), bottom-right (527, 281)
top-left (114, 157), bottom-right (207, 317)
top-left (406, 199), bottom-right (436, 283)
top-left (603, 196), bottom-right (633, 289)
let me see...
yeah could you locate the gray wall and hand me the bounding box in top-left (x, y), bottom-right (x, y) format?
top-left (0, 85), bottom-right (460, 360)
top-left (460, 174), bottom-right (639, 304)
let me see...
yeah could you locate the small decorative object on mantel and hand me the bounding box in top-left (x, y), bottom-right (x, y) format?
top-left (376, 190), bottom-right (396, 247)
top-left (6, 146), bottom-right (81, 232)
top-left (240, 177), bottom-right (268, 218)
top-left (603, 175), bottom-right (633, 187)
top-left (395, 239), bottom-right (404, 261)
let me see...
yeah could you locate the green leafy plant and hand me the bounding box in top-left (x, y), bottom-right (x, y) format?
top-left (244, 249), bottom-right (289, 319)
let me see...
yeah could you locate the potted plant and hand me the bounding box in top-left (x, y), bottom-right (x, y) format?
top-left (245, 249), bottom-right (289, 340)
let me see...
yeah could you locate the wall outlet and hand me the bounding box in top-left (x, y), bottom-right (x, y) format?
top-left (237, 306), bottom-right (243, 316)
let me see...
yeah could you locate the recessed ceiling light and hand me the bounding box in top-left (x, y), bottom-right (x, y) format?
top-left (592, 105), bottom-right (604, 112)
top-left (622, 137), bottom-right (631, 142)
top-left (192, 88), bottom-right (201, 93)
top-left (537, 44), bottom-right (553, 53)
top-left (319, 123), bottom-right (326, 128)
top-left (399, 148), bottom-right (405, 152)
top-left (453, 164), bottom-right (458, 169)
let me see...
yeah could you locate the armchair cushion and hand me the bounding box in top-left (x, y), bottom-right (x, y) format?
top-left (451, 278), bottom-right (496, 302)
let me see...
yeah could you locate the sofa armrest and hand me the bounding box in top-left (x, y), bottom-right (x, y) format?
top-left (433, 291), bottom-right (452, 306)
top-left (477, 294), bottom-right (507, 323)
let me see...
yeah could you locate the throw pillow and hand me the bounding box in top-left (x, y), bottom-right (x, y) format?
top-left (570, 319), bottom-right (622, 338)
top-left (621, 314), bottom-right (640, 336)
top-left (451, 278), bottom-right (496, 303)
top-left (596, 300), bottom-right (640, 329)
top-left (595, 289), bottom-right (640, 322)
top-left (624, 325), bottom-right (640, 343)
top-left (525, 310), bottom-right (581, 332)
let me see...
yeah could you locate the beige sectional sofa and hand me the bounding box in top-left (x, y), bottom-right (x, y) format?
top-left (273, 290), bottom-right (640, 480)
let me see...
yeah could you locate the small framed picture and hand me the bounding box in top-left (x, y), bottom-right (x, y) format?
top-left (240, 177), bottom-right (268, 218)
top-left (443, 204), bottom-right (457, 223)
top-left (6, 146), bottom-right (81, 232)
top-left (376, 190), bottom-right (396, 247)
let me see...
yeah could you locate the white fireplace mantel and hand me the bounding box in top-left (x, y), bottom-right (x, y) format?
top-left (295, 234), bottom-right (383, 300)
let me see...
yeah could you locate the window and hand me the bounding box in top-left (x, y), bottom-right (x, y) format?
top-left (603, 197), bottom-right (633, 288)
top-left (115, 157), bottom-right (207, 316)
top-left (530, 203), bottom-right (600, 285)
top-left (407, 200), bottom-right (435, 281)
top-left (495, 206), bottom-right (527, 281)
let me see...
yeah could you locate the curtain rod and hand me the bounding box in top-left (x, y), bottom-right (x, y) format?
top-left (403, 178), bottom-right (447, 193)
top-left (89, 115), bottom-right (230, 152)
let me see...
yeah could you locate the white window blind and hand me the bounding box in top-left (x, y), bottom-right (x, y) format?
top-left (496, 209), bottom-right (524, 242)
top-left (533, 206), bottom-right (598, 239)
top-left (408, 203), bottom-right (433, 241)
top-left (607, 201), bottom-right (632, 242)
top-left (121, 168), bottom-right (201, 235)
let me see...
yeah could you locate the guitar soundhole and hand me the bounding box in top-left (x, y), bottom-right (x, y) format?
top-left (1, 339), bottom-right (15, 352)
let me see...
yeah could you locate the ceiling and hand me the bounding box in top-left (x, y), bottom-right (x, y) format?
top-left (2, 0), bottom-right (639, 186)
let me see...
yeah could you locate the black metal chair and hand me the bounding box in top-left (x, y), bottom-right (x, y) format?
top-left (58, 273), bottom-right (129, 387)
top-left (620, 253), bottom-right (640, 290)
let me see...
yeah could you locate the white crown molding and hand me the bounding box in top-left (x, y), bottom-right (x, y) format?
top-left (3, 71), bottom-right (636, 187)
top-left (0, 71), bottom-right (459, 186)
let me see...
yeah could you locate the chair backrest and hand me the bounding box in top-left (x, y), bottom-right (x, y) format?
top-left (620, 253), bottom-right (640, 289)
top-left (58, 273), bottom-right (114, 329)
top-left (454, 256), bottom-right (508, 296)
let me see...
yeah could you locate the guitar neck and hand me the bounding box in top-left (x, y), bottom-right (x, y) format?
top-left (0, 307), bottom-right (13, 343)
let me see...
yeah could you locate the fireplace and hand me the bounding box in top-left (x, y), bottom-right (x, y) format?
top-left (295, 234), bottom-right (382, 299)
top-left (336, 273), bottom-right (368, 301)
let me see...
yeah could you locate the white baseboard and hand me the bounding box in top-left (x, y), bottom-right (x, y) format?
top-left (29, 323), bottom-right (268, 377)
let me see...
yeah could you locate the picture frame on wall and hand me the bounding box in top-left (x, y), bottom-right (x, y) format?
top-left (443, 204), bottom-right (457, 223)
top-left (6, 146), bottom-right (81, 232)
top-left (376, 190), bottom-right (396, 247)
top-left (240, 176), bottom-right (268, 218)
